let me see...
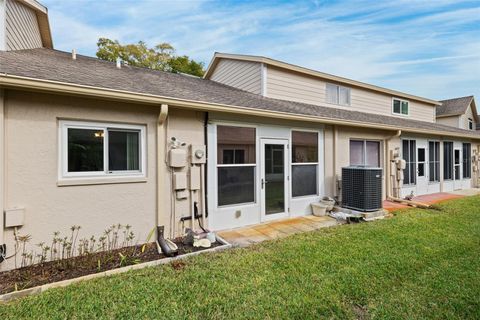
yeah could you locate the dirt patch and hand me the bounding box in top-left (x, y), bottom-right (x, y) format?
top-left (0, 240), bottom-right (220, 295)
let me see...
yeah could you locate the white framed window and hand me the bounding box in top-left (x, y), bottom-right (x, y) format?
top-left (326, 83), bottom-right (351, 106)
top-left (392, 98), bottom-right (409, 116)
top-left (349, 140), bottom-right (380, 167)
top-left (291, 130), bottom-right (319, 197)
top-left (216, 125), bottom-right (256, 206)
top-left (468, 118), bottom-right (473, 130)
top-left (59, 121), bottom-right (146, 179)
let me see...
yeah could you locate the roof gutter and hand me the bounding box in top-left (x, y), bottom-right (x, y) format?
top-left (0, 74), bottom-right (478, 140)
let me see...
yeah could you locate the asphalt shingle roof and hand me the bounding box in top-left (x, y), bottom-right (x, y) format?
top-left (1, 48), bottom-right (479, 139)
top-left (437, 96), bottom-right (474, 117)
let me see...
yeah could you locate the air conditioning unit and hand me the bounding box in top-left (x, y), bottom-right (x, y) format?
top-left (342, 166), bottom-right (383, 212)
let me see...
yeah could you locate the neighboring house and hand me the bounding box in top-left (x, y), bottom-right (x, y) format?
top-left (436, 96), bottom-right (478, 131)
top-left (0, 0), bottom-right (479, 271)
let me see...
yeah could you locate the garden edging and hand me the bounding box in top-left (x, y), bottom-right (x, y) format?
top-left (0, 236), bottom-right (231, 303)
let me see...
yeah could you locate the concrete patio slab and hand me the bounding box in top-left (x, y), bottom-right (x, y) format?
top-left (218, 216), bottom-right (339, 247)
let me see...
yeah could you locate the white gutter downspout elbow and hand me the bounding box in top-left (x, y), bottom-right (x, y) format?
top-left (157, 104), bottom-right (168, 232)
top-left (386, 130), bottom-right (402, 199)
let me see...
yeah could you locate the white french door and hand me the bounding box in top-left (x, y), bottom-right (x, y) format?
top-left (260, 139), bottom-right (289, 222)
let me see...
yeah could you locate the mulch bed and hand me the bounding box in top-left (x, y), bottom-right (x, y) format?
top-left (0, 239), bottom-right (220, 295)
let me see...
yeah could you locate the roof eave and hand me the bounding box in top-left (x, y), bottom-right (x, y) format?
top-left (1, 73), bottom-right (477, 140)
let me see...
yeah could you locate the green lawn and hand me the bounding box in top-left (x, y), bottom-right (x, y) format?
top-left (1, 196), bottom-right (480, 319)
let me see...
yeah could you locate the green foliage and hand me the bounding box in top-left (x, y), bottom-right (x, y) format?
top-left (2, 196), bottom-right (480, 319)
top-left (96, 38), bottom-right (205, 77)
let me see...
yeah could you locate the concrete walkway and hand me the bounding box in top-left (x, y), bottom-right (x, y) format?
top-left (218, 216), bottom-right (339, 247)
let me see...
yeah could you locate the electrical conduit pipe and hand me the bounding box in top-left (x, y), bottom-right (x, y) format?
top-left (157, 104), bottom-right (177, 257)
top-left (384, 130), bottom-right (401, 199)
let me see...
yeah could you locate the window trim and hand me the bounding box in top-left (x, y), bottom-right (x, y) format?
top-left (216, 124), bottom-right (257, 208)
top-left (59, 120), bottom-right (147, 181)
top-left (468, 118), bottom-right (473, 130)
top-left (291, 129), bottom-right (320, 198)
top-left (349, 139), bottom-right (381, 167)
top-left (326, 83), bottom-right (351, 106)
top-left (392, 97), bottom-right (409, 116)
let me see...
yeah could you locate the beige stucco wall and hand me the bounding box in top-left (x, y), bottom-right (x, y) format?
top-left (324, 125), bottom-right (400, 201)
top-left (266, 66), bottom-right (436, 123)
top-left (1, 90), bottom-right (160, 271)
top-left (0, 91), bottom-right (208, 271)
top-left (162, 108), bottom-right (206, 237)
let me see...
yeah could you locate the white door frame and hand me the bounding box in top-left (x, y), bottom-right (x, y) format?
top-left (260, 138), bottom-right (289, 222)
top-left (416, 141), bottom-right (428, 195)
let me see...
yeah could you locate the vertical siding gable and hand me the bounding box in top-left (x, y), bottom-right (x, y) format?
top-left (5, 0), bottom-right (43, 51)
top-left (210, 59), bottom-right (262, 95)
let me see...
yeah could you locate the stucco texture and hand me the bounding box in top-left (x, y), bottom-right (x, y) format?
top-left (1, 91), bottom-right (159, 271)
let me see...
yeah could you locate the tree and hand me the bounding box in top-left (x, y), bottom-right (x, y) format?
top-left (96, 38), bottom-right (205, 77)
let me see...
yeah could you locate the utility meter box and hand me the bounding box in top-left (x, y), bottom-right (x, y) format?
top-left (173, 172), bottom-right (187, 190)
top-left (169, 149), bottom-right (187, 168)
top-left (189, 166), bottom-right (201, 190)
top-left (5, 207), bottom-right (25, 228)
top-left (190, 145), bottom-right (206, 164)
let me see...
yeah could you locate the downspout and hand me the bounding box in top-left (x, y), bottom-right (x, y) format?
top-left (156, 104), bottom-right (177, 257)
top-left (157, 103), bottom-right (168, 228)
top-left (0, 89), bottom-right (5, 262)
top-left (332, 125), bottom-right (338, 198)
top-left (385, 130), bottom-right (401, 199)
top-left (202, 112), bottom-right (209, 228)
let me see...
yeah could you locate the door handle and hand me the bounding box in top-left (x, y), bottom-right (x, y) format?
top-left (261, 179), bottom-right (269, 189)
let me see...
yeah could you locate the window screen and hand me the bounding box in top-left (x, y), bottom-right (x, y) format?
top-left (291, 131), bottom-right (319, 197)
top-left (463, 143), bottom-right (471, 179)
top-left (428, 141), bottom-right (440, 182)
top-left (402, 139), bottom-right (416, 185)
top-left (443, 142), bottom-right (453, 180)
top-left (326, 83), bottom-right (350, 106)
top-left (350, 140), bottom-right (380, 167)
top-left (217, 125), bottom-right (256, 206)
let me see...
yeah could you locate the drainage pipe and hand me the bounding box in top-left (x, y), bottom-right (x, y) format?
top-left (385, 130), bottom-right (402, 198)
top-left (157, 104), bottom-right (168, 237)
top-left (332, 125), bottom-right (338, 198)
top-left (0, 90), bottom-right (5, 263)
